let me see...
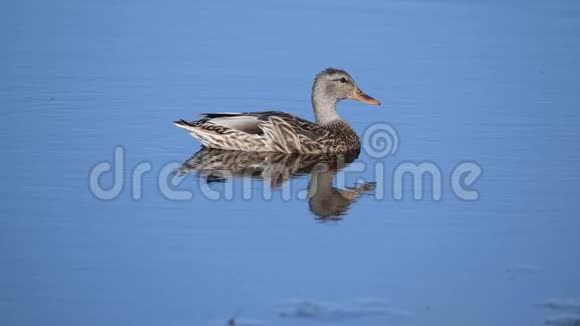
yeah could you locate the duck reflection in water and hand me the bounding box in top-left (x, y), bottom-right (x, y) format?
top-left (178, 148), bottom-right (375, 220)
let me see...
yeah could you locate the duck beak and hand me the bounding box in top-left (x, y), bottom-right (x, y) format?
top-left (348, 87), bottom-right (381, 105)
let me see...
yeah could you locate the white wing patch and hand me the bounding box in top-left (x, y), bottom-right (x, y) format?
top-left (208, 116), bottom-right (262, 134)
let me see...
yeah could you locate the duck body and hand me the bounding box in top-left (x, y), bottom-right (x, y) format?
top-left (174, 68), bottom-right (379, 154)
top-left (175, 111), bottom-right (360, 154)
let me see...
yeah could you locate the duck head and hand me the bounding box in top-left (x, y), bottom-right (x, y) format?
top-left (311, 68), bottom-right (380, 125)
top-left (313, 68), bottom-right (380, 105)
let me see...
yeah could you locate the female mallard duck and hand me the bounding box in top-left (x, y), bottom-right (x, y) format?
top-left (174, 68), bottom-right (380, 154)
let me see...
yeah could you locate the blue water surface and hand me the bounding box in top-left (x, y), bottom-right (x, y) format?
top-left (1, 0), bottom-right (579, 325)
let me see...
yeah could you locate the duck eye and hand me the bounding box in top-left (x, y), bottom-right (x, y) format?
top-left (339, 77), bottom-right (347, 83)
